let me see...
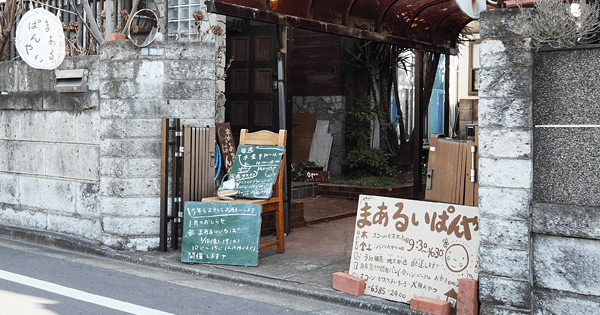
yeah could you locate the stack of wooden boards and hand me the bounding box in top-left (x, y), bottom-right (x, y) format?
top-left (425, 127), bottom-right (479, 207)
top-left (291, 113), bottom-right (332, 170)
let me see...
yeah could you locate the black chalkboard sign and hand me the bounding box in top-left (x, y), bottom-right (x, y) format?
top-left (225, 145), bottom-right (285, 199)
top-left (181, 201), bottom-right (262, 266)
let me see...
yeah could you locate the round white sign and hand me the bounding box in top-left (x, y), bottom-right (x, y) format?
top-left (15, 8), bottom-right (66, 70)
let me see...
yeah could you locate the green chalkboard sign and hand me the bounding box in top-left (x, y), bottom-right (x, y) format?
top-left (226, 145), bottom-right (285, 199)
top-left (181, 201), bottom-right (262, 266)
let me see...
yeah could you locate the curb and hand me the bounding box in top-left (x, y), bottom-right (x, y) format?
top-left (0, 224), bottom-right (422, 314)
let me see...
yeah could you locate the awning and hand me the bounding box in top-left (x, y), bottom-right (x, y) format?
top-left (205, 0), bottom-right (479, 55)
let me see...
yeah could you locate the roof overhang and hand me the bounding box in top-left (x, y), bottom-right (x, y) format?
top-left (205, 0), bottom-right (481, 55)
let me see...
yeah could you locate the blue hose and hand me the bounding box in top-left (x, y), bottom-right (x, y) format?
top-left (214, 143), bottom-right (222, 180)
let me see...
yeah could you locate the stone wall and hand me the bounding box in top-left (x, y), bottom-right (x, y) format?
top-left (478, 8), bottom-right (534, 315)
top-left (0, 35), bottom-right (222, 250)
top-left (531, 45), bottom-right (600, 313)
top-left (292, 96), bottom-right (345, 179)
top-left (479, 8), bottom-right (600, 315)
top-left (0, 56), bottom-right (102, 242)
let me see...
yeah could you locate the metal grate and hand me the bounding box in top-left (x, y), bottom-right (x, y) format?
top-left (1, 0), bottom-right (132, 61)
top-left (160, 119), bottom-right (216, 251)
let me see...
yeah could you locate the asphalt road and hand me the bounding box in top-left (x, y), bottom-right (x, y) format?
top-left (0, 237), bottom-right (383, 315)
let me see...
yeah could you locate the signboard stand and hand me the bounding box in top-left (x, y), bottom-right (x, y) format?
top-left (182, 201), bottom-right (262, 266)
top-left (349, 195), bottom-right (479, 307)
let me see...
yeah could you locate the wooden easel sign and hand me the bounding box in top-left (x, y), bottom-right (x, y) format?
top-left (181, 202), bottom-right (262, 266)
top-left (349, 195), bottom-right (479, 307)
top-left (227, 145), bottom-right (285, 199)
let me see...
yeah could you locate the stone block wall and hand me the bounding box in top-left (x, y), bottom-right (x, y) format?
top-left (0, 57), bottom-right (102, 241)
top-left (292, 96), bottom-right (345, 179)
top-left (480, 8), bottom-right (600, 315)
top-left (98, 39), bottom-right (221, 250)
top-left (0, 32), bottom-right (223, 250)
top-left (530, 46), bottom-right (600, 313)
top-left (478, 8), bottom-right (534, 315)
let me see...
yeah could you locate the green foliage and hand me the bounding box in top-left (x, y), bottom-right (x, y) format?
top-left (341, 148), bottom-right (395, 177)
top-left (334, 176), bottom-right (399, 187)
top-left (341, 95), bottom-right (396, 177)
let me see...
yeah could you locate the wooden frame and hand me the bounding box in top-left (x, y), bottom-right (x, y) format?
top-left (468, 39), bottom-right (481, 96)
top-left (203, 129), bottom-right (287, 253)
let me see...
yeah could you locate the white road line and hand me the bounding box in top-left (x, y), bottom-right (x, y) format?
top-left (0, 269), bottom-right (174, 315)
top-left (535, 125), bottom-right (600, 128)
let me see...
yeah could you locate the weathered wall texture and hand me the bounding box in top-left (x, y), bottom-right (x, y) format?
top-left (478, 8), bottom-right (533, 315)
top-left (0, 57), bottom-right (102, 241)
top-left (480, 8), bottom-right (600, 315)
top-left (531, 45), bottom-right (600, 313)
top-left (292, 95), bottom-right (345, 179)
top-left (0, 36), bottom-right (221, 250)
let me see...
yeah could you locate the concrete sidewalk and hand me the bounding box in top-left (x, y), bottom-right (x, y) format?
top-left (0, 217), bottom-right (422, 314)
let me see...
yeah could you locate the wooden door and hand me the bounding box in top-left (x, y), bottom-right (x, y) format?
top-left (226, 19), bottom-right (279, 140)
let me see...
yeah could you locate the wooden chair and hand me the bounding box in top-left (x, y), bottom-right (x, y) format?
top-left (202, 129), bottom-right (286, 253)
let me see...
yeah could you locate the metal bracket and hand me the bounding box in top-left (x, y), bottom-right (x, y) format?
top-left (178, 211), bottom-right (184, 218)
top-left (470, 146), bottom-right (477, 183)
top-left (426, 166), bottom-right (434, 190)
top-left (175, 131), bottom-right (182, 137)
top-left (173, 197), bottom-right (182, 203)
top-left (210, 151), bottom-right (216, 167)
top-left (175, 152), bottom-right (182, 157)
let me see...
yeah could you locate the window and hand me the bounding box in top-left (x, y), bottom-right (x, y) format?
top-left (168, 0), bottom-right (204, 40)
top-left (468, 39), bottom-right (481, 95)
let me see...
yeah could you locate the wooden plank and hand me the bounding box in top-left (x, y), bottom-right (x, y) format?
top-left (182, 126), bottom-right (192, 203)
top-left (172, 119), bottom-right (181, 250)
top-left (458, 141), bottom-right (467, 205)
top-left (291, 85), bottom-right (341, 96)
top-left (239, 129), bottom-right (282, 145)
top-left (289, 42), bottom-right (340, 54)
top-left (291, 74), bottom-right (340, 86)
top-left (291, 33), bottom-right (341, 44)
top-left (192, 128), bottom-right (199, 201)
top-left (208, 125), bottom-right (216, 197)
top-left (441, 138), bottom-right (457, 204)
top-left (291, 113), bottom-right (317, 164)
top-left (291, 64), bottom-right (342, 75)
top-left (159, 118), bottom-right (169, 252)
top-left (199, 127), bottom-right (206, 200)
top-left (291, 53), bottom-right (341, 65)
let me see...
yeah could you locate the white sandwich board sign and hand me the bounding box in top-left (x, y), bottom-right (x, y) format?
top-left (349, 195), bottom-right (479, 307)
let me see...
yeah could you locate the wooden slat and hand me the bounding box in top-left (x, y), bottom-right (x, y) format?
top-left (201, 127), bottom-right (208, 198)
top-left (159, 118), bottom-right (169, 252)
top-left (172, 119), bottom-right (181, 250)
top-left (183, 126), bottom-right (192, 203)
top-left (208, 125), bottom-right (216, 197)
top-left (240, 129), bottom-right (281, 145)
top-left (458, 141), bottom-right (467, 205)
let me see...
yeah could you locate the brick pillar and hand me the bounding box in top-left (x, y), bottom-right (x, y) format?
top-left (478, 8), bottom-right (533, 315)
